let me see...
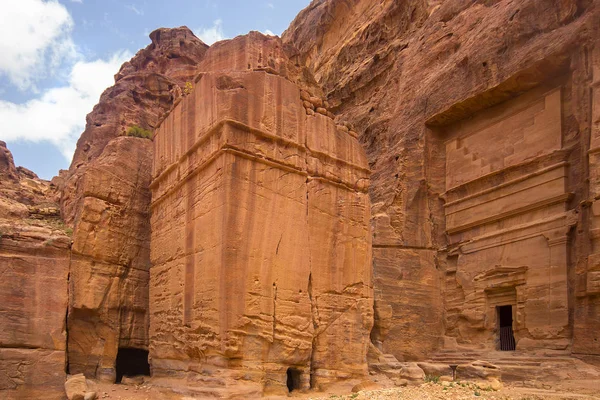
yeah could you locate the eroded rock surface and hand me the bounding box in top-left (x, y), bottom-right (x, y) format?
top-left (0, 142), bottom-right (70, 399)
top-left (150, 33), bottom-right (373, 396)
top-left (61, 27), bottom-right (208, 380)
top-left (284, 0), bottom-right (600, 361)
top-left (4, 1), bottom-right (600, 398)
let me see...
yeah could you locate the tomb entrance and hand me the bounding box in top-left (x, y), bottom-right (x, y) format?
top-left (286, 368), bottom-right (302, 392)
top-left (497, 305), bottom-right (516, 351)
top-left (115, 348), bottom-right (150, 383)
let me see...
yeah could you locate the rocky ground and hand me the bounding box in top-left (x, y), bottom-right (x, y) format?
top-left (308, 383), bottom-right (600, 400)
top-left (76, 379), bottom-right (600, 400)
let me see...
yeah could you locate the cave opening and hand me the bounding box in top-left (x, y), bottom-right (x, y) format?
top-left (115, 347), bottom-right (150, 383)
top-left (286, 367), bottom-right (301, 392)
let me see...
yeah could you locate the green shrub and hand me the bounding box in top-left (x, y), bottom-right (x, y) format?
top-left (424, 374), bottom-right (440, 384)
top-left (126, 125), bottom-right (153, 139)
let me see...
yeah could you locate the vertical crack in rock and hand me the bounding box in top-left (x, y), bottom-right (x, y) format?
top-left (65, 270), bottom-right (71, 374)
top-left (305, 175), bottom-right (318, 388)
top-left (275, 233), bottom-right (283, 255)
top-left (307, 272), bottom-right (318, 388)
top-left (6, 2), bottom-right (600, 397)
top-left (272, 282), bottom-right (277, 341)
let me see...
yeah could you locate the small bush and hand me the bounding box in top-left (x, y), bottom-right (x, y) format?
top-left (126, 125), bottom-right (153, 139)
top-left (183, 81), bottom-right (193, 95)
top-left (424, 374), bottom-right (440, 384)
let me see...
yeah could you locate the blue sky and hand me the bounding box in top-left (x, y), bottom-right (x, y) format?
top-left (0, 0), bottom-right (309, 180)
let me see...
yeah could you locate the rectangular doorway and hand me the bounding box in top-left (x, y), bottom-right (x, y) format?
top-left (497, 305), bottom-right (516, 351)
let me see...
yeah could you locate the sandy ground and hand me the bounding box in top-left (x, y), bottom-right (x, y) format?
top-left (85, 379), bottom-right (600, 400)
top-left (307, 382), bottom-right (600, 400)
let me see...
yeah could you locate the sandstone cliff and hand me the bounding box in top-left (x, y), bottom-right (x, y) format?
top-left (284, 0), bottom-right (600, 360)
top-left (0, 141), bottom-right (70, 399)
top-left (60, 27), bottom-right (208, 381)
top-left (3, 1), bottom-right (600, 398)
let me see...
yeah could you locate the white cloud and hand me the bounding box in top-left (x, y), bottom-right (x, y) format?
top-left (194, 19), bottom-right (227, 45)
top-left (126, 4), bottom-right (144, 15)
top-left (0, 51), bottom-right (132, 161)
top-left (0, 0), bottom-right (77, 91)
top-left (263, 29), bottom-right (275, 36)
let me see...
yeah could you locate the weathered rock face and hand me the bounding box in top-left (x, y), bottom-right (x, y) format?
top-left (67, 27), bottom-right (208, 175)
top-left (0, 141), bottom-right (18, 181)
top-left (284, 0), bottom-right (600, 360)
top-left (61, 27), bottom-right (208, 380)
top-left (437, 85), bottom-right (574, 351)
top-left (150, 33), bottom-right (373, 396)
top-left (5, 2), bottom-right (600, 397)
top-left (574, 35), bottom-right (600, 357)
top-left (66, 137), bottom-right (153, 380)
top-left (0, 142), bottom-right (70, 399)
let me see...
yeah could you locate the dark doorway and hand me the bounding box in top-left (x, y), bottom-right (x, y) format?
top-left (115, 348), bottom-right (150, 383)
top-left (286, 368), bottom-right (301, 392)
top-left (497, 305), bottom-right (516, 351)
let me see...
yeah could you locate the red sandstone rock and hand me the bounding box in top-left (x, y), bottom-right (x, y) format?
top-left (4, 2), bottom-right (600, 398)
top-left (61, 27), bottom-right (208, 380)
top-left (69, 27), bottom-right (208, 171)
top-left (66, 137), bottom-right (152, 380)
top-left (0, 141), bottom-right (18, 181)
top-left (284, 0), bottom-right (600, 361)
top-left (0, 143), bottom-right (70, 399)
top-left (150, 33), bottom-right (373, 396)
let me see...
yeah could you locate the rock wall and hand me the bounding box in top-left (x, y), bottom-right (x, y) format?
top-left (61, 27), bottom-right (208, 380)
top-left (574, 36), bottom-right (600, 357)
top-left (434, 83), bottom-right (574, 351)
top-left (149, 33), bottom-right (373, 396)
top-left (284, 0), bottom-right (600, 359)
top-left (0, 142), bottom-right (70, 399)
top-left (66, 137), bottom-right (153, 380)
top-left (4, 2), bottom-right (600, 398)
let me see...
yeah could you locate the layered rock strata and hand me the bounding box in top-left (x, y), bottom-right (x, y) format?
top-left (61, 27), bottom-right (208, 380)
top-left (0, 142), bottom-right (70, 399)
top-left (284, 0), bottom-right (600, 360)
top-left (4, 1), bottom-right (600, 397)
top-left (149, 33), bottom-right (373, 396)
top-left (574, 34), bottom-right (600, 357)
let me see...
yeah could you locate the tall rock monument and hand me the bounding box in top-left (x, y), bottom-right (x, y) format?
top-left (149, 33), bottom-right (373, 397)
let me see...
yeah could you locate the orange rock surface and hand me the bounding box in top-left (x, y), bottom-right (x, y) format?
top-left (284, 0), bottom-right (600, 360)
top-left (61, 27), bottom-right (208, 381)
top-left (2, 1), bottom-right (600, 398)
top-left (0, 141), bottom-right (70, 399)
top-left (149, 33), bottom-right (373, 396)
